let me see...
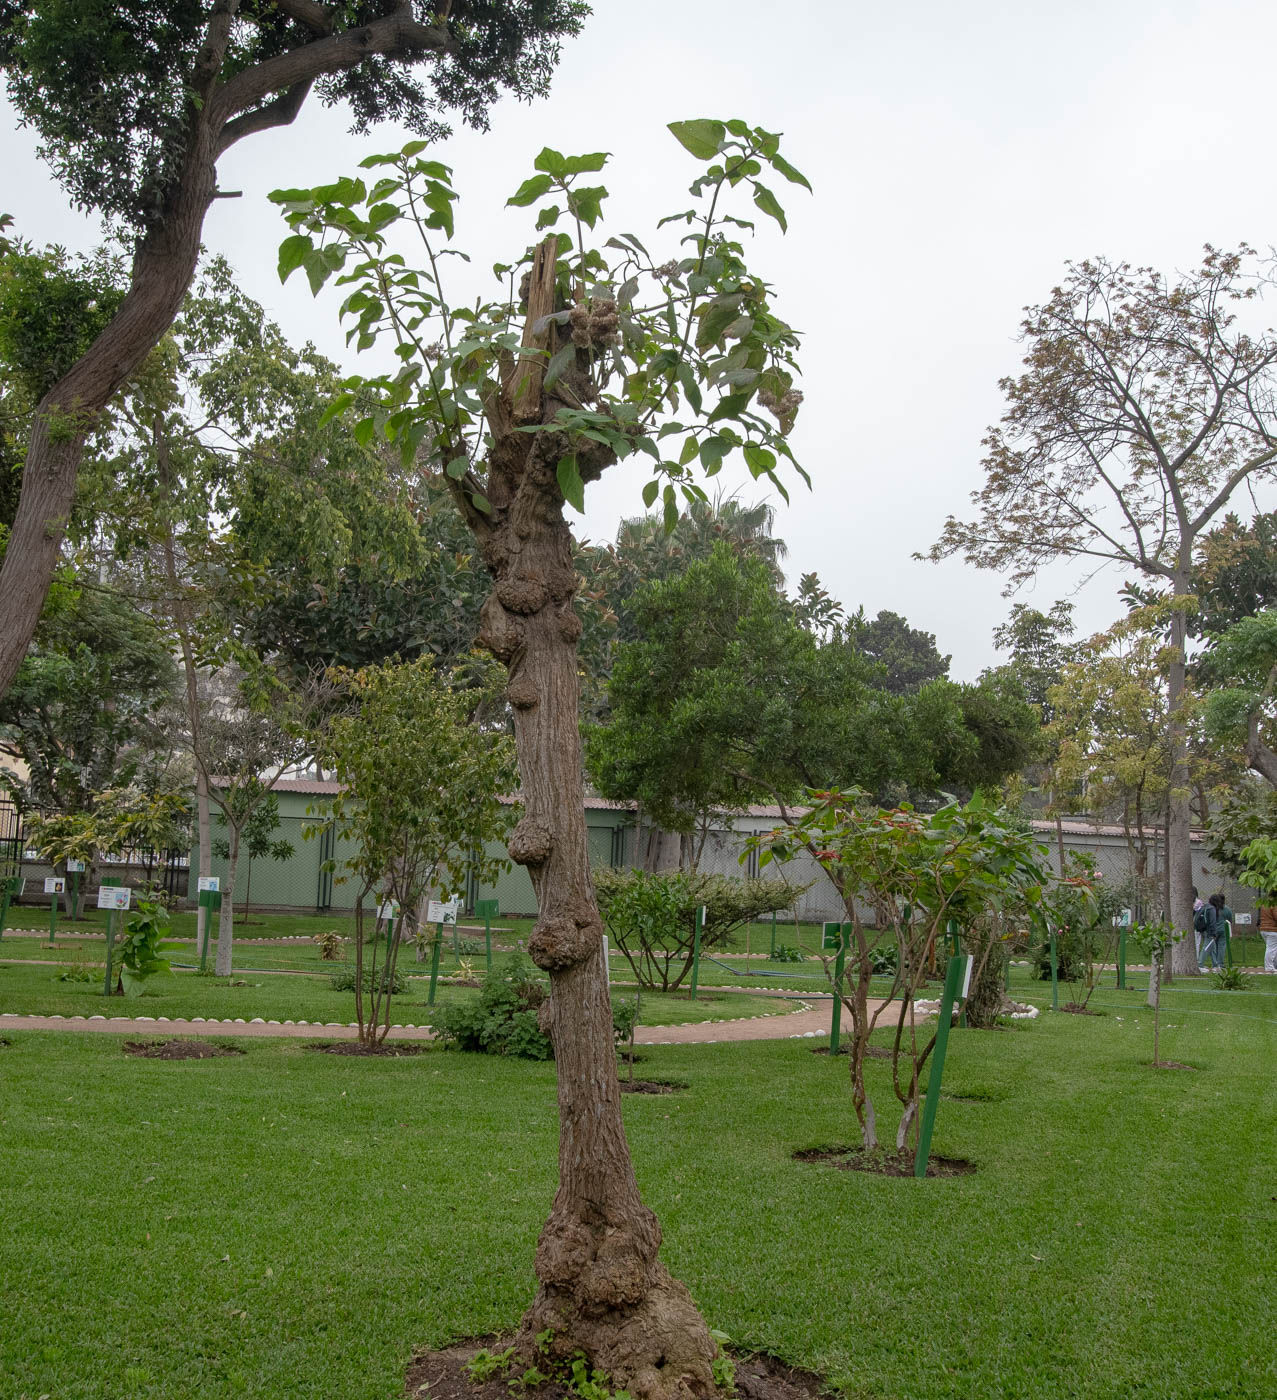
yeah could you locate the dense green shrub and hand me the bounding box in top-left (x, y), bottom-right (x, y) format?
top-left (431, 952), bottom-right (637, 1059)
top-left (594, 868), bottom-right (806, 990)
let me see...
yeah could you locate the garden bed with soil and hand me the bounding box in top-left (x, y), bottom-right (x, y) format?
top-left (123, 1039), bottom-right (244, 1060)
top-left (304, 1040), bottom-right (430, 1057)
top-left (793, 1145), bottom-right (976, 1178)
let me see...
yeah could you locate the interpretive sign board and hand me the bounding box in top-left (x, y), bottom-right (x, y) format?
top-left (97, 886), bottom-right (132, 911)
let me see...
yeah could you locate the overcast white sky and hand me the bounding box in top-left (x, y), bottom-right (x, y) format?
top-left (5, 0), bottom-right (1276, 678)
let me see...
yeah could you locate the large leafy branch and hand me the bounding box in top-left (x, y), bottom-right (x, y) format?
top-left (270, 117), bottom-right (810, 528)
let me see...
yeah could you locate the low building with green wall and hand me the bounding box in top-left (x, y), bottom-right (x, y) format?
top-left (196, 780), bottom-right (636, 918)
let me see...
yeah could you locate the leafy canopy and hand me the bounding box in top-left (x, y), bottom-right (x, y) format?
top-left (271, 118), bottom-right (810, 526)
top-left (0, 0), bottom-right (588, 229)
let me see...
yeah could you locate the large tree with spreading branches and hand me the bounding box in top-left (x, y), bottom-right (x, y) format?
top-left (274, 117), bottom-right (810, 1397)
top-left (926, 247), bottom-right (1277, 972)
top-left (0, 0), bottom-right (586, 697)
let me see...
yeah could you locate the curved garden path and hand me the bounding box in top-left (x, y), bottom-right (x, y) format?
top-left (0, 989), bottom-right (857, 1045)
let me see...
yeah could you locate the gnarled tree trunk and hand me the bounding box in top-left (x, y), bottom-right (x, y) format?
top-left (463, 238), bottom-right (715, 1400)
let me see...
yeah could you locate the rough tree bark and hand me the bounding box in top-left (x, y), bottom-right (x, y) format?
top-left (458, 237), bottom-right (716, 1400)
top-left (1166, 570), bottom-right (1197, 975)
top-left (0, 4), bottom-right (458, 700)
top-left (214, 825), bottom-right (242, 978)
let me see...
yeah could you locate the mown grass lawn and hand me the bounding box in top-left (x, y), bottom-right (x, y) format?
top-left (2, 978), bottom-right (1275, 1400)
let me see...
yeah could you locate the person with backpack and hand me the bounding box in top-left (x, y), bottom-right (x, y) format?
top-left (1207, 892), bottom-right (1232, 970)
top-left (1193, 888), bottom-right (1220, 971)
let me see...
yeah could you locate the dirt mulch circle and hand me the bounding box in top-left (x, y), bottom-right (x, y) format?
top-left (123, 1039), bottom-right (245, 1061)
top-left (793, 1145), bottom-right (976, 1178)
top-left (809, 1043), bottom-right (891, 1058)
top-left (616, 1051), bottom-right (648, 1065)
top-left (404, 1340), bottom-right (825, 1400)
top-left (1061, 1004), bottom-right (1101, 1016)
top-left (304, 1040), bottom-right (430, 1057)
top-left (1153, 1060), bottom-right (1198, 1071)
top-left (618, 1079), bottom-right (688, 1095)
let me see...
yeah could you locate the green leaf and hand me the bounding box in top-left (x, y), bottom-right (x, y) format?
top-left (676, 362), bottom-right (703, 415)
top-left (534, 147), bottom-right (567, 176)
top-left (544, 342), bottom-right (576, 390)
top-left (668, 120), bottom-right (727, 161)
top-left (446, 457), bottom-right (469, 480)
top-left (769, 152), bottom-right (813, 191)
top-left (567, 185), bottom-right (607, 228)
top-left (353, 417), bottom-right (377, 449)
top-left (317, 393), bottom-right (355, 428)
top-left (400, 139), bottom-right (431, 158)
top-left (277, 233), bottom-right (312, 283)
top-left (303, 248), bottom-right (336, 296)
top-left (508, 173), bottom-right (554, 207)
top-left (556, 455), bottom-right (586, 513)
top-left (641, 479), bottom-right (660, 508)
top-left (752, 184), bottom-right (788, 232)
top-left (562, 152), bottom-right (610, 174)
top-left (536, 203), bottom-right (562, 230)
top-left (662, 483), bottom-right (679, 532)
top-left (744, 444), bottom-right (777, 477)
top-left (678, 437), bottom-right (699, 467)
top-left (699, 436), bottom-right (727, 472)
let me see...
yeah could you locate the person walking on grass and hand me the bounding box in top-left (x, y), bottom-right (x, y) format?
top-left (1193, 887), bottom-right (1219, 972)
top-left (1260, 903), bottom-right (1277, 974)
top-left (1206, 892), bottom-right (1232, 971)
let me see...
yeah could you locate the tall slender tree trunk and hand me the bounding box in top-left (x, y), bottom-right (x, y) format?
top-left (463, 236), bottom-right (715, 1399)
top-left (195, 772), bottom-right (212, 959)
top-left (214, 827), bottom-right (241, 978)
top-left (0, 131), bottom-right (221, 699)
top-left (1166, 579), bottom-right (1196, 975)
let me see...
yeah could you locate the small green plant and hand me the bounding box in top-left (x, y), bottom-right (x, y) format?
top-left (328, 964), bottom-right (406, 995)
top-left (769, 942), bottom-right (806, 963)
top-left (515, 1366), bottom-right (551, 1390)
top-left (465, 1347), bottom-right (515, 1382)
top-left (711, 1354), bottom-right (737, 1394)
top-left (567, 1356), bottom-right (626, 1400)
top-left (116, 900), bottom-right (181, 997)
top-left (312, 929), bottom-right (345, 961)
top-left (1209, 965), bottom-right (1252, 990)
top-left (55, 950), bottom-right (96, 983)
top-left (611, 994), bottom-right (639, 1046)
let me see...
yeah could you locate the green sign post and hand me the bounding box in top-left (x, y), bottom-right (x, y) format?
top-left (827, 922), bottom-right (849, 1055)
top-left (946, 916), bottom-right (961, 957)
top-left (427, 923), bottom-right (444, 1005)
top-left (475, 898), bottom-right (499, 972)
top-left (914, 951), bottom-right (965, 1179)
top-left (1049, 927), bottom-right (1059, 1011)
top-left (1118, 925), bottom-right (1128, 989)
top-left (689, 905), bottom-right (705, 1001)
top-left (769, 910), bottom-right (777, 958)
